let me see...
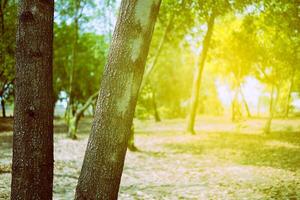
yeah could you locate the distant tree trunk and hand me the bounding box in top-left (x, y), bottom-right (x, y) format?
top-left (186, 13), bottom-right (215, 134)
top-left (231, 87), bottom-right (240, 122)
top-left (68, 92), bottom-right (98, 138)
top-left (75, 1), bottom-right (161, 199)
top-left (284, 67), bottom-right (296, 118)
top-left (1, 99), bottom-right (5, 117)
top-left (143, 12), bottom-right (174, 82)
top-left (264, 84), bottom-right (275, 134)
top-left (128, 125), bottom-right (138, 152)
top-left (11, 1), bottom-right (54, 199)
top-left (240, 86), bottom-right (251, 117)
top-left (152, 89), bottom-right (161, 122)
top-left (67, 0), bottom-right (80, 138)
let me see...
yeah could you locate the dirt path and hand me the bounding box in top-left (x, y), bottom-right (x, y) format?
top-left (1, 117), bottom-right (300, 199)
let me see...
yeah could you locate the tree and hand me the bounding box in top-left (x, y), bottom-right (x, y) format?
top-left (186, 11), bottom-right (216, 134)
top-left (11, 0), bottom-right (54, 199)
top-left (54, 0), bottom-right (107, 139)
top-left (75, 0), bottom-right (161, 199)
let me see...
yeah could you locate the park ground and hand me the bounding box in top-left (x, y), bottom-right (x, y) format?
top-left (0, 116), bottom-right (300, 199)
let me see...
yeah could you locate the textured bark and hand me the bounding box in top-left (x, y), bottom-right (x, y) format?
top-left (186, 13), bottom-right (215, 134)
top-left (11, 0), bottom-right (54, 199)
top-left (129, 14), bottom-right (173, 150)
top-left (75, 0), bottom-right (161, 199)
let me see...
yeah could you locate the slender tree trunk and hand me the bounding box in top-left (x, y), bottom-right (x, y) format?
top-left (264, 84), bottom-right (275, 134)
top-left (1, 98), bottom-right (5, 117)
top-left (284, 67), bottom-right (296, 118)
top-left (68, 92), bottom-right (98, 138)
top-left (143, 12), bottom-right (174, 81)
top-left (128, 124), bottom-right (138, 152)
top-left (240, 86), bottom-right (251, 117)
top-left (231, 87), bottom-right (240, 122)
top-left (151, 88), bottom-right (161, 122)
top-left (67, 0), bottom-right (80, 138)
top-left (11, 1), bottom-right (54, 199)
top-left (186, 13), bottom-right (215, 134)
top-left (75, 1), bottom-right (161, 199)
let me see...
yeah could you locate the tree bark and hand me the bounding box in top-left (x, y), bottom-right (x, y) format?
top-left (186, 13), bottom-right (215, 134)
top-left (75, 1), bottom-right (161, 199)
top-left (11, 0), bottom-right (54, 199)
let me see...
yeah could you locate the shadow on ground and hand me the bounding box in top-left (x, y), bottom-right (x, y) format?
top-left (164, 131), bottom-right (300, 171)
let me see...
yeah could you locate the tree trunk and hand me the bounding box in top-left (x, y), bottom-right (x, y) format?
top-left (68, 92), bottom-right (98, 139)
top-left (1, 98), bottom-right (5, 117)
top-left (151, 88), bottom-right (161, 122)
top-left (75, 1), bottom-right (161, 199)
top-left (264, 84), bottom-right (275, 134)
top-left (142, 12), bottom-right (174, 82)
top-left (186, 13), bottom-right (215, 134)
top-left (231, 87), bottom-right (240, 122)
top-left (130, 13), bottom-right (174, 151)
top-left (11, 1), bottom-right (54, 199)
top-left (127, 124), bottom-right (138, 152)
top-left (284, 67), bottom-right (296, 118)
top-left (67, 0), bottom-right (80, 137)
top-left (240, 86), bottom-right (251, 118)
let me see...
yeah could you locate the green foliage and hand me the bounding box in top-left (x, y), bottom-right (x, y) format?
top-left (53, 22), bottom-right (107, 104)
top-left (0, 0), bottom-right (17, 102)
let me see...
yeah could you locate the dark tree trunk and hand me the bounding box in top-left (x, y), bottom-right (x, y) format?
top-left (1, 98), bottom-right (5, 117)
top-left (75, 1), bottom-right (161, 199)
top-left (11, 0), bottom-right (54, 199)
top-left (186, 13), bottom-right (215, 134)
